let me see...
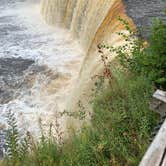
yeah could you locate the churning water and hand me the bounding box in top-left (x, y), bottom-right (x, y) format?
top-left (0, 0), bottom-right (83, 136)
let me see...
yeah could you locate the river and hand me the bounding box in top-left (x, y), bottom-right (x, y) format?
top-left (0, 0), bottom-right (83, 137)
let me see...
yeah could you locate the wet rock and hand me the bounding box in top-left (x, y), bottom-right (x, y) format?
top-left (0, 58), bottom-right (34, 104)
top-left (123, 0), bottom-right (166, 39)
top-left (0, 90), bottom-right (15, 104)
top-left (0, 58), bottom-right (34, 76)
top-left (0, 24), bottom-right (23, 36)
top-left (0, 57), bottom-right (60, 104)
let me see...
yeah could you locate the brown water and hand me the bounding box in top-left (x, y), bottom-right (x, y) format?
top-left (41, 0), bottom-right (165, 119)
top-left (41, 0), bottom-right (135, 117)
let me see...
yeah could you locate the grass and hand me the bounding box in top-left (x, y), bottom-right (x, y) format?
top-left (1, 69), bottom-right (159, 166)
top-left (91, 70), bottom-right (158, 165)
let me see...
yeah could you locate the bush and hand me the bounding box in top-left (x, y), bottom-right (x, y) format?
top-left (1, 69), bottom-right (158, 166)
top-left (91, 70), bottom-right (158, 165)
top-left (144, 19), bottom-right (166, 89)
top-left (100, 16), bottom-right (166, 90)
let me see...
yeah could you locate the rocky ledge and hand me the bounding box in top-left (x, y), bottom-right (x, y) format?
top-left (123, 0), bottom-right (166, 38)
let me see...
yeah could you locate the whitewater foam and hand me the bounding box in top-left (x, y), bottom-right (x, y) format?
top-left (0, 0), bottom-right (83, 137)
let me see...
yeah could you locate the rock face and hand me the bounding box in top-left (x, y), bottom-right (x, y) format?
top-left (0, 58), bottom-right (34, 76)
top-left (123, 0), bottom-right (166, 38)
top-left (41, 0), bottom-right (165, 113)
top-left (0, 58), bottom-right (34, 104)
top-left (0, 58), bottom-right (56, 104)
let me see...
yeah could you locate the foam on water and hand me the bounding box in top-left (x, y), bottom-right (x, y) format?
top-left (0, 0), bottom-right (83, 137)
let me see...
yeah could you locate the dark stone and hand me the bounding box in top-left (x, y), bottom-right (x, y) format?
top-left (0, 58), bottom-right (34, 76)
top-left (0, 58), bottom-right (34, 104)
top-left (0, 90), bottom-right (15, 104)
top-left (0, 57), bottom-right (56, 104)
top-left (123, 0), bottom-right (166, 39)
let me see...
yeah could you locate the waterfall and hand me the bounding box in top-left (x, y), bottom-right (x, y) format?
top-left (40, 0), bottom-right (135, 115)
top-left (0, 0), bottom-right (164, 139)
top-left (41, 0), bottom-right (130, 50)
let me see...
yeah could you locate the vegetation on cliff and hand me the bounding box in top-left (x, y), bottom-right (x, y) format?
top-left (1, 14), bottom-right (166, 166)
top-left (100, 16), bottom-right (166, 90)
top-left (1, 71), bottom-right (158, 166)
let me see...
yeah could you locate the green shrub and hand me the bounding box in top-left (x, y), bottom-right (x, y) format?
top-left (100, 16), bottom-right (166, 90)
top-left (124, 17), bottom-right (166, 89)
top-left (92, 70), bottom-right (158, 165)
top-left (4, 111), bottom-right (29, 166)
top-left (144, 19), bottom-right (166, 89)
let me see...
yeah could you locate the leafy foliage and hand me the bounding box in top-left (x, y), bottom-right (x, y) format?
top-left (4, 111), bottom-right (29, 166)
top-left (100, 16), bottom-right (166, 90)
top-left (5, 111), bottom-right (19, 163)
top-left (92, 70), bottom-right (158, 165)
top-left (144, 19), bottom-right (166, 88)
